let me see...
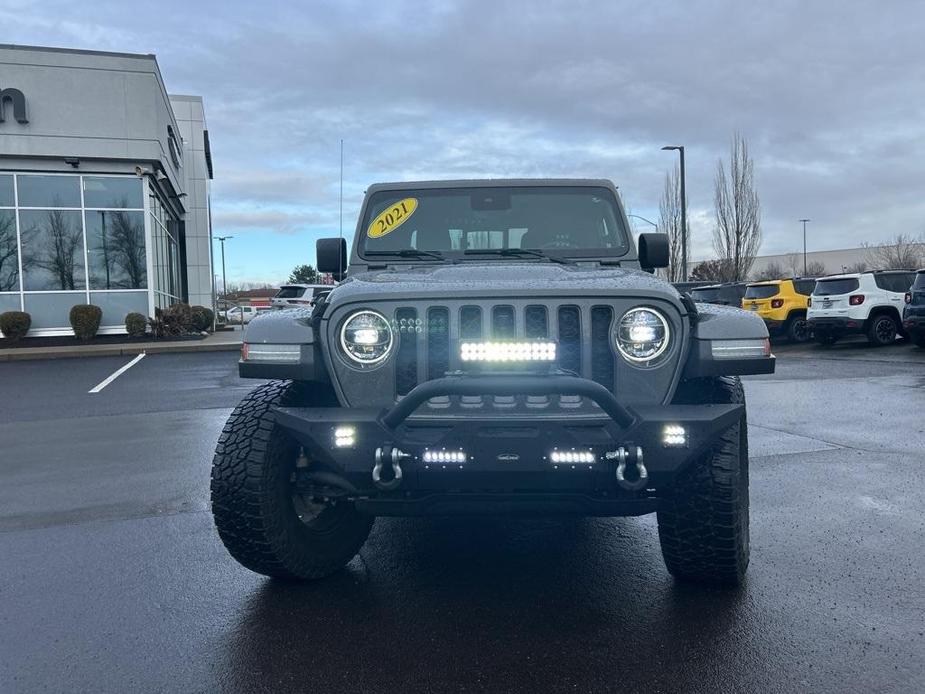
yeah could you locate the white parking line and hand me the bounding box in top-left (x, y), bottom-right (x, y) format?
top-left (88, 353), bottom-right (146, 394)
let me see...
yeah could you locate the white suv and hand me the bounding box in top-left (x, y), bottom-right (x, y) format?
top-left (808, 270), bottom-right (917, 346)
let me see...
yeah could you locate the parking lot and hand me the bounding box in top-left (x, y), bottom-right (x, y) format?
top-left (1, 343), bottom-right (923, 693)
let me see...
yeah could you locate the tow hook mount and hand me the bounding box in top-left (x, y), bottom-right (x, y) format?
top-left (373, 446), bottom-right (408, 491)
top-left (614, 445), bottom-right (648, 491)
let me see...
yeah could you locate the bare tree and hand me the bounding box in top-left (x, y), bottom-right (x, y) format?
top-left (845, 261), bottom-right (869, 274)
top-left (805, 260), bottom-right (827, 277)
top-left (712, 132), bottom-right (762, 281)
top-left (658, 165), bottom-right (688, 282)
top-left (863, 234), bottom-right (925, 270)
top-left (108, 211), bottom-right (147, 288)
top-left (0, 211), bottom-right (19, 291)
top-left (784, 253), bottom-right (802, 276)
top-left (753, 261), bottom-right (786, 281)
top-left (25, 210), bottom-right (83, 290)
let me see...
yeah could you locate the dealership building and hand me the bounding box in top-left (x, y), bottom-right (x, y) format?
top-left (0, 44), bottom-right (213, 335)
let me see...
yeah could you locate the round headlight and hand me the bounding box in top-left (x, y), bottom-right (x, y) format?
top-left (340, 310), bottom-right (393, 365)
top-left (615, 307), bottom-right (670, 364)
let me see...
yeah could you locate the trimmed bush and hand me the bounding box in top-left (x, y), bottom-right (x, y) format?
top-left (190, 305), bottom-right (215, 332)
top-left (125, 312), bottom-right (147, 337)
top-left (0, 311), bottom-right (31, 342)
top-left (69, 304), bottom-right (103, 341)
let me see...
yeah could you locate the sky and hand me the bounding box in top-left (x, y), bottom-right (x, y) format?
top-left (3, 0), bottom-right (925, 285)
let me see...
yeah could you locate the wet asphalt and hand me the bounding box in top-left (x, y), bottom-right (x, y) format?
top-left (0, 342), bottom-right (923, 693)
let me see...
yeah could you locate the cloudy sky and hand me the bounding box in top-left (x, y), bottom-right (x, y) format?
top-left (4, 0), bottom-right (925, 284)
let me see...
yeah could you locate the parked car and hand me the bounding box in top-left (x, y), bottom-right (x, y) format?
top-left (689, 282), bottom-right (748, 307)
top-left (214, 178), bottom-right (775, 587)
top-left (271, 284), bottom-right (331, 310)
top-left (808, 270), bottom-right (917, 346)
top-left (742, 278), bottom-right (815, 343)
top-left (902, 269), bottom-right (925, 347)
top-left (224, 305), bottom-right (264, 324)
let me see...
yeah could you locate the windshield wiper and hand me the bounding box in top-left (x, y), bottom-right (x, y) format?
top-left (366, 249), bottom-right (446, 260)
top-left (463, 248), bottom-right (574, 265)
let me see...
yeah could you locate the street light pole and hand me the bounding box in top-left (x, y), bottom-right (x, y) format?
top-left (662, 145), bottom-right (687, 280)
top-left (627, 214), bottom-right (658, 231)
top-left (799, 219), bottom-right (811, 275)
top-left (216, 235), bottom-right (233, 298)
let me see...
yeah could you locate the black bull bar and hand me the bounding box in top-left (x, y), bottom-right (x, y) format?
top-left (273, 374), bottom-right (743, 492)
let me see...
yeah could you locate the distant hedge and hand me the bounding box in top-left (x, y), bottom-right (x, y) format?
top-left (69, 304), bottom-right (103, 341)
top-left (190, 305), bottom-right (214, 332)
top-left (125, 312), bottom-right (147, 337)
top-left (0, 311), bottom-right (31, 342)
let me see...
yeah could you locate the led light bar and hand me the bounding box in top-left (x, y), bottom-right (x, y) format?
top-left (422, 449), bottom-right (467, 464)
top-left (662, 424), bottom-right (688, 448)
top-left (710, 338), bottom-right (771, 360)
top-left (241, 343), bottom-right (301, 362)
top-left (460, 341), bottom-right (557, 362)
top-left (549, 450), bottom-right (596, 464)
top-left (334, 425), bottom-right (356, 448)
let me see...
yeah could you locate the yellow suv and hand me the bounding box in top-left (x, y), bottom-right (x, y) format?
top-left (742, 278), bottom-right (815, 342)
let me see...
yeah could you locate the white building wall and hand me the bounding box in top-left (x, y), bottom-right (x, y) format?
top-left (169, 95), bottom-right (213, 309)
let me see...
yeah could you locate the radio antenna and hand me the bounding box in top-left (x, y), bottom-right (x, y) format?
top-left (338, 139), bottom-right (344, 277)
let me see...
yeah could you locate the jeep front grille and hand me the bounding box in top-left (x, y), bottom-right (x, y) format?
top-left (391, 302), bottom-right (616, 407)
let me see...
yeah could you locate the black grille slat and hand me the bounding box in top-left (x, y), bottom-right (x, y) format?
top-left (395, 308), bottom-right (418, 395)
top-left (525, 305), bottom-right (548, 338)
top-left (557, 306), bottom-right (582, 374)
top-left (427, 307), bottom-right (450, 380)
top-left (492, 305), bottom-right (516, 339)
top-left (459, 306), bottom-right (482, 339)
top-left (591, 306), bottom-right (615, 388)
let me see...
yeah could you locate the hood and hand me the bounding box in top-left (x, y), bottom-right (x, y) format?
top-left (326, 262), bottom-right (682, 304)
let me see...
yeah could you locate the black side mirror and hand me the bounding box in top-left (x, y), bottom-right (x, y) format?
top-left (317, 238), bottom-right (347, 280)
top-left (638, 233), bottom-right (669, 271)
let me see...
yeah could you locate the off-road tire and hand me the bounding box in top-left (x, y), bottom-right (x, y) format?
top-left (786, 314), bottom-right (811, 343)
top-left (657, 376), bottom-right (749, 586)
top-left (867, 314), bottom-right (898, 346)
top-left (211, 380), bottom-right (373, 581)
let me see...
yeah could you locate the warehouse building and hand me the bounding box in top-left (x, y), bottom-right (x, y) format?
top-left (0, 44), bottom-right (213, 335)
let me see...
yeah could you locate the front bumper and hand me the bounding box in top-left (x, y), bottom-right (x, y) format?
top-left (274, 373), bottom-right (747, 516)
top-left (808, 316), bottom-right (865, 336)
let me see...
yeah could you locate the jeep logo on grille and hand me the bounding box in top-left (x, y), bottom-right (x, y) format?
top-left (497, 453), bottom-right (520, 462)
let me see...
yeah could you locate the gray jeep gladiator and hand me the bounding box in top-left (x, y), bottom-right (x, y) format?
top-left (211, 179), bottom-right (774, 586)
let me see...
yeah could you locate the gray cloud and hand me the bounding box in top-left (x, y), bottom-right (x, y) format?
top-left (5, 0), bottom-right (925, 272)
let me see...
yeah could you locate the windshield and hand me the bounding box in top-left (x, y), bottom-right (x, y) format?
top-left (813, 278), bottom-right (859, 296)
top-left (690, 287), bottom-right (721, 302)
top-left (275, 286), bottom-right (306, 299)
top-left (914, 273), bottom-right (925, 289)
top-left (358, 186), bottom-right (629, 260)
top-left (745, 285), bottom-right (779, 299)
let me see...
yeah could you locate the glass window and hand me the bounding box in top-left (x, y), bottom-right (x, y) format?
top-left (744, 284), bottom-right (780, 299)
top-left (22, 292), bottom-right (84, 329)
top-left (813, 278), bottom-right (859, 295)
top-left (89, 291), bottom-right (148, 326)
top-left (690, 287), bottom-right (721, 302)
top-left (874, 272), bottom-right (916, 293)
top-left (83, 177), bottom-right (144, 209)
top-left (16, 175), bottom-right (81, 208)
top-left (86, 211), bottom-right (147, 289)
top-left (794, 279), bottom-right (816, 295)
top-left (0, 210), bottom-right (20, 291)
top-left (19, 209), bottom-right (86, 290)
top-left (913, 272), bottom-right (925, 289)
top-left (0, 175), bottom-right (13, 207)
top-left (359, 186), bottom-right (630, 258)
top-left (275, 286), bottom-right (307, 299)
top-left (0, 295), bottom-right (21, 320)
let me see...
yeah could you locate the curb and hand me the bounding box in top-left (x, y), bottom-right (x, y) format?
top-left (0, 341), bottom-right (241, 362)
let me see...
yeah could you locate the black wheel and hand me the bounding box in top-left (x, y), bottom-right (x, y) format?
top-left (786, 314), bottom-right (811, 343)
top-left (867, 314), bottom-right (898, 346)
top-left (211, 380), bottom-right (373, 581)
top-left (815, 333), bottom-right (837, 346)
top-left (657, 376), bottom-right (749, 586)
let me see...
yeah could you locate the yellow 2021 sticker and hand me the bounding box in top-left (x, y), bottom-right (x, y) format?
top-left (368, 198), bottom-right (418, 238)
